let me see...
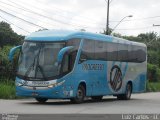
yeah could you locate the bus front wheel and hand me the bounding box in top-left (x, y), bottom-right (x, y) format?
top-left (35, 98), bottom-right (48, 103)
top-left (70, 84), bottom-right (85, 104)
top-left (117, 83), bottom-right (132, 100)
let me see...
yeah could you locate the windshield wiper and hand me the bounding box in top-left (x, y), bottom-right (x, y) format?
top-left (24, 44), bottom-right (47, 80)
top-left (24, 52), bottom-right (38, 79)
top-left (35, 56), bottom-right (47, 80)
top-left (35, 44), bottom-right (47, 81)
top-left (36, 64), bottom-right (47, 81)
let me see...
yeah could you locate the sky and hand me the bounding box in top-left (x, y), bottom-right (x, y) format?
top-left (0, 0), bottom-right (160, 36)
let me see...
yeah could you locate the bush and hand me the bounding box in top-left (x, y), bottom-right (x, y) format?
top-left (146, 81), bottom-right (160, 92)
top-left (0, 78), bottom-right (16, 99)
top-left (147, 63), bottom-right (160, 82)
top-left (0, 45), bottom-right (19, 80)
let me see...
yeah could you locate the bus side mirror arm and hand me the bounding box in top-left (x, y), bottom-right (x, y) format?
top-left (57, 46), bottom-right (74, 65)
top-left (8, 45), bottom-right (22, 62)
top-left (79, 58), bottom-right (87, 64)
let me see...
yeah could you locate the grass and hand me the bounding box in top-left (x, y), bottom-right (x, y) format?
top-left (146, 81), bottom-right (160, 92)
top-left (0, 79), bottom-right (17, 99)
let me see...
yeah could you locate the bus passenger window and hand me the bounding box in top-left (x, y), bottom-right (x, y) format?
top-left (106, 42), bottom-right (118, 61)
top-left (95, 41), bottom-right (106, 60)
top-left (117, 43), bottom-right (128, 62)
top-left (80, 39), bottom-right (95, 60)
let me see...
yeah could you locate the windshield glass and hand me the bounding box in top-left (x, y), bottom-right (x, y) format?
top-left (17, 42), bottom-right (65, 80)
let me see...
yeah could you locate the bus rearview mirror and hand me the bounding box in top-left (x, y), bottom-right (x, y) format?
top-left (57, 46), bottom-right (74, 64)
top-left (8, 45), bottom-right (22, 62)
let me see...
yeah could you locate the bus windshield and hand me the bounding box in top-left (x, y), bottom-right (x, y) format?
top-left (17, 41), bottom-right (65, 80)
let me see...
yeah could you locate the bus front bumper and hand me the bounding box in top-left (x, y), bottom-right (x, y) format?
top-left (16, 85), bottom-right (74, 99)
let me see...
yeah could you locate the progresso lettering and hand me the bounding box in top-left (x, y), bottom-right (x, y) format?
top-left (82, 64), bottom-right (104, 71)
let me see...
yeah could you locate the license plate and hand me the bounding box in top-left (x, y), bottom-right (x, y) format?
top-left (32, 81), bottom-right (49, 86)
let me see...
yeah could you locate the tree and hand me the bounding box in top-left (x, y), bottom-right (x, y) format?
top-left (0, 21), bottom-right (24, 48)
top-left (0, 21), bottom-right (24, 79)
top-left (101, 28), bottom-right (113, 35)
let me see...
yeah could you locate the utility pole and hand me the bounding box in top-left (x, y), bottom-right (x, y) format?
top-left (105, 0), bottom-right (110, 35)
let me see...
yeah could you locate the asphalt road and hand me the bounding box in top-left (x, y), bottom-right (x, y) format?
top-left (0, 92), bottom-right (160, 114)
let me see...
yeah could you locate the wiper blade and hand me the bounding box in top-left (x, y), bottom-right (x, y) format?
top-left (36, 65), bottom-right (47, 81)
top-left (24, 46), bottom-right (41, 78)
top-left (24, 43), bottom-right (47, 80)
top-left (24, 55), bottom-right (37, 78)
top-left (35, 44), bottom-right (47, 80)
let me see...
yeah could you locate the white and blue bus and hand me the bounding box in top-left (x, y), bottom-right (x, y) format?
top-left (9, 30), bottom-right (147, 103)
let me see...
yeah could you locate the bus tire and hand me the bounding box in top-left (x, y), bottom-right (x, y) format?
top-left (35, 98), bottom-right (48, 103)
top-left (117, 83), bottom-right (132, 100)
top-left (70, 84), bottom-right (85, 104)
top-left (91, 96), bottom-right (103, 101)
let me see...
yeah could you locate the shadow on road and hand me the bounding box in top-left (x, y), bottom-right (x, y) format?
top-left (19, 97), bottom-right (144, 106)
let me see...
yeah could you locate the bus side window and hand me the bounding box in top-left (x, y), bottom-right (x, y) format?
top-left (94, 41), bottom-right (106, 60)
top-left (128, 45), bottom-right (146, 63)
top-left (134, 46), bottom-right (146, 63)
top-left (106, 42), bottom-right (118, 61)
top-left (117, 43), bottom-right (128, 62)
top-left (61, 51), bottom-right (77, 74)
top-left (60, 39), bottom-right (81, 73)
top-left (80, 39), bottom-right (95, 61)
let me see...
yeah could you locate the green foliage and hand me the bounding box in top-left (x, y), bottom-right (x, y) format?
top-left (0, 45), bottom-right (17, 79)
top-left (148, 51), bottom-right (160, 67)
top-left (0, 78), bottom-right (16, 99)
top-left (137, 32), bottom-right (158, 43)
top-left (0, 21), bottom-right (23, 80)
top-left (101, 28), bottom-right (113, 35)
top-left (0, 21), bottom-right (24, 48)
top-left (147, 63), bottom-right (160, 82)
top-left (112, 33), bottom-right (123, 38)
top-left (146, 81), bottom-right (160, 92)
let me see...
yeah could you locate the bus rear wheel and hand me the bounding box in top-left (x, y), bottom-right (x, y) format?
top-left (35, 98), bottom-right (48, 103)
top-left (117, 83), bottom-right (132, 100)
top-left (70, 85), bottom-right (85, 104)
top-left (91, 96), bottom-right (103, 101)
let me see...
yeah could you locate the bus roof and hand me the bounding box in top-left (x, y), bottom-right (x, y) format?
top-left (25, 29), bottom-right (146, 47)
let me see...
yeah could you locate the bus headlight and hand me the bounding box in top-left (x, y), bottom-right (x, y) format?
top-left (16, 82), bottom-right (23, 87)
top-left (48, 84), bottom-right (56, 88)
top-left (48, 80), bottom-right (65, 88)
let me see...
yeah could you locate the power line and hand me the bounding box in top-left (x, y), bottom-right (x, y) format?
top-left (0, 4), bottom-right (60, 28)
top-left (0, 3), bottom-right (106, 30)
top-left (1, 0), bottom-right (90, 29)
top-left (110, 16), bottom-right (160, 22)
top-left (0, 15), bottom-right (30, 33)
top-left (0, 1), bottom-right (106, 30)
top-left (28, 0), bottom-right (104, 24)
top-left (116, 26), bottom-right (154, 31)
top-left (0, 9), bottom-right (46, 29)
top-left (6, 0), bottom-right (102, 26)
top-left (0, 1), bottom-right (71, 26)
top-left (4, 0), bottom-right (160, 25)
top-left (1, 1), bottom-right (158, 32)
top-left (6, 0), bottom-right (160, 29)
top-left (0, 8), bottom-right (155, 32)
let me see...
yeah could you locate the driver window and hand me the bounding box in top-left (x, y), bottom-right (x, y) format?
top-left (61, 39), bottom-right (80, 74)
